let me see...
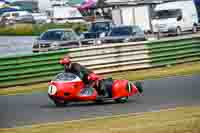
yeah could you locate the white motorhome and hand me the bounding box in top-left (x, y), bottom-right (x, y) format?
top-left (49, 6), bottom-right (86, 23)
top-left (111, 5), bottom-right (151, 33)
top-left (152, 0), bottom-right (198, 35)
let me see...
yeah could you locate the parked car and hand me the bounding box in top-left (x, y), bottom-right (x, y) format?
top-left (81, 19), bottom-right (114, 45)
top-left (0, 11), bottom-right (30, 25)
top-left (15, 14), bottom-right (35, 23)
top-left (101, 25), bottom-right (147, 44)
top-left (32, 29), bottom-right (81, 52)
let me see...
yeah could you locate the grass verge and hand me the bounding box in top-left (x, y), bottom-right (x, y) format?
top-left (0, 106), bottom-right (200, 133)
top-left (0, 23), bottom-right (87, 36)
top-left (1, 61), bottom-right (200, 96)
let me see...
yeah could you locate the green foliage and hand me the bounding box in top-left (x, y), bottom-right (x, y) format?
top-left (0, 23), bottom-right (88, 36)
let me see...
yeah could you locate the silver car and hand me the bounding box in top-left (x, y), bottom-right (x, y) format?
top-left (32, 29), bottom-right (81, 52)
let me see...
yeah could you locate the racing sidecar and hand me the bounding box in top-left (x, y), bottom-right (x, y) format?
top-left (48, 72), bottom-right (143, 106)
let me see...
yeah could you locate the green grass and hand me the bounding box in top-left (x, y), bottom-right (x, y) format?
top-left (106, 61), bottom-right (200, 81)
top-left (0, 61), bottom-right (200, 96)
top-left (0, 23), bottom-right (87, 36)
top-left (0, 106), bottom-right (200, 133)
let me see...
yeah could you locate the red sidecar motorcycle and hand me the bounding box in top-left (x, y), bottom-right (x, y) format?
top-left (48, 72), bottom-right (143, 106)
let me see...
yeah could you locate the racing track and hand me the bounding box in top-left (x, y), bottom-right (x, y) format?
top-left (0, 74), bottom-right (200, 128)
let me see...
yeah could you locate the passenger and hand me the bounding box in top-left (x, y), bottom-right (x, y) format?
top-left (89, 73), bottom-right (113, 97)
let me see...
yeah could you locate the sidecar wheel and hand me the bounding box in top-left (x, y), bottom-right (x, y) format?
top-left (115, 97), bottom-right (128, 103)
top-left (54, 100), bottom-right (68, 107)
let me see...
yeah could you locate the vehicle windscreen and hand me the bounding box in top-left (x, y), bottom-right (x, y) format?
top-left (40, 30), bottom-right (77, 41)
top-left (63, 31), bottom-right (77, 40)
top-left (153, 9), bottom-right (182, 19)
top-left (109, 27), bottom-right (132, 36)
top-left (53, 73), bottom-right (78, 81)
top-left (90, 22), bottom-right (110, 32)
top-left (40, 30), bottom-right (64, 40)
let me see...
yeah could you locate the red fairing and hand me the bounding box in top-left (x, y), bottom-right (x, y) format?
top-left (77, 90), bottom-right (98, 101)
top-left (112, 80), bottom-right (129, 99)
top-left (49, 80), bottom-right (98, 101)
top-left (50, 81), bottom-right (84, 100)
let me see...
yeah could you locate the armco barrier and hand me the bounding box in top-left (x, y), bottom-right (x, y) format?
top-left (0, 50), bottom-right (67, 87)
top-left (0, 36), bottom-right (200, 88)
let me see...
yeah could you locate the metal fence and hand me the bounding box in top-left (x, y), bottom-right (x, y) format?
top-left (0, 35), bottom-right (199, 88)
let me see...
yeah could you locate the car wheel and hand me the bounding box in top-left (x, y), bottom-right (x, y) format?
top-left (156, 32), bottom-right (161, 39)
top-left (115, 97), bottom-right (128, 103)
top-left (176, 27), bottom-right (181, 36)
top-left (54, 100), bottom-right (68, 107)
top-left (192, 25), bottom-right (197, 33)
top-left (32, 50), bottom-right (39, 53)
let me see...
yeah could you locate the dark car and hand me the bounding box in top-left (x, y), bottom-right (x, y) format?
top-left (101, 25), bottom-right (147, 44)
top-left (81, 19), bottom-right (113, 45)
top-left (15, 14), bottom-right (35, 24)
top-left (32, 29), bottom-right (81, 52)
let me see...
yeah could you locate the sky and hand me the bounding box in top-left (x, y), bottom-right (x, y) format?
top-left (7, 0), bottom-right (52, 11)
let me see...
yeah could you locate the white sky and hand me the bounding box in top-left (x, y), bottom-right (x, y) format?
top-left (7, 0), bottom-right (52, 11)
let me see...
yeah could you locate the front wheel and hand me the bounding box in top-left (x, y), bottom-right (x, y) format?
top-left (115, 97), bottom-right (128, 103)
top-left (54, 100), bottom-right (68, 107)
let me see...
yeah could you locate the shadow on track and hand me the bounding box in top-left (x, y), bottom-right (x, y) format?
top-left (41, 98), bottom-right (142, 109)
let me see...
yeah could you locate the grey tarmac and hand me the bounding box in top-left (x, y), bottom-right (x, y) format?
top-left (0, 74), bottom-right (200, 128)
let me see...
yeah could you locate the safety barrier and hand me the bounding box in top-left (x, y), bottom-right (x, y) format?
top-left (0, 35), bottom-right (200, 88)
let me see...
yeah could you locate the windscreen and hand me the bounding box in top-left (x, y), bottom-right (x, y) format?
top-left (109, 26), bottom-right (132, 36)
top-left (90, 22), bottom-right (110, 32)
top-left (53, 73), bottom-right (78, 81)
top-left (40, 30), bottom-right (76, 41)
top-left (40, 30), bottom-right (64, 40)
top-left (63, 31), bottom-right (77, 40)
top-left (153, 9), bottom-right (182, 19)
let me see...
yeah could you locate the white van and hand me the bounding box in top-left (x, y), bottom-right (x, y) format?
top-left (152, 0), bottom-right (198, 35)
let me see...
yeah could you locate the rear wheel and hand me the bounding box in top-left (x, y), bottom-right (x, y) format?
top-left (192, 25), bottom-right (198, 33)
top-left (115, 97), bottom-right (128, 103)
top-left (176, 27), bottom-right (181, 36)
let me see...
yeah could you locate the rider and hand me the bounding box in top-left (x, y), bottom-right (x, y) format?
top-left (59, 56), bottom-right (111, 97)
top-left (59, 56), bottom-right (92, 84)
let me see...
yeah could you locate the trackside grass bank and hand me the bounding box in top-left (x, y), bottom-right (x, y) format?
top-left (0, 61), bottom-right (200, 96)
top-left (0, 106), bottom-right (200, 133)
top-left (0, 23), bottom-right (87, 36)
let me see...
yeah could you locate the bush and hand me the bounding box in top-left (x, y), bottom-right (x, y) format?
top-left (0, 23), bottom-right (88, 36)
